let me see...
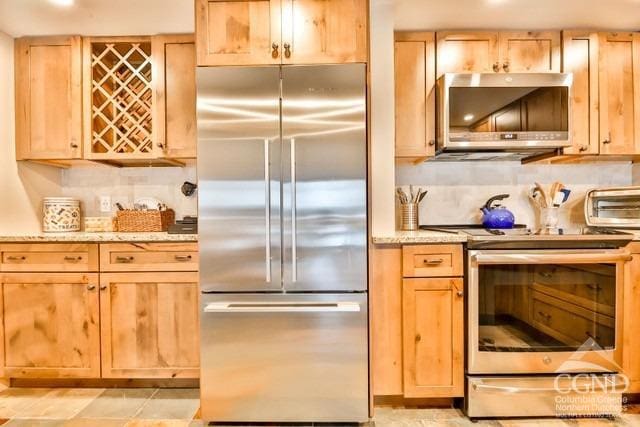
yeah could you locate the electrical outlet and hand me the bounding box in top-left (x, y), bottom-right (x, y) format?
top-left (99, 196), bottom-right (112, 213)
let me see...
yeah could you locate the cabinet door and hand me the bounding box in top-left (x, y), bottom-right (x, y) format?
top-left (100, 272), bottom-right (200, 378)
top-left (498, 31), bottom-right (560, 73)
top-left (394, 32), bottom-right (436, 159)
top-left (403, 278), bottom-right (463, 398)
top-left (281, 0), bottom-right (367, 64)
top-left (562, 31), bottom-right (600, 155)
top-left (599, 32), bottom-right (640, 155)
top-left (15, 36), bottom-right (82, 160)
top-left (2, 273), bottom-right (100, 378)
top-left (153, 35), bottom-right (197, 159)
top-left (624, 244), bottom-right (640, 392)
top-left (436, 32), bottom-right (499, 77)
top-left (195, 0), bottom-right (281, 66)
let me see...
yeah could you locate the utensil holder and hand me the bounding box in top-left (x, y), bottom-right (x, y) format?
top-left (539, 207), bottom-right (560, 230)
top-left (401, 203), bottom-right (419, 231)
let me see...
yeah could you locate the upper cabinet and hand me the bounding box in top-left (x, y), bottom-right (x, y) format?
top-left (436, 31), bottom-right (560, 77)
top-left (153, 35), bottom-right (197, 159)
top-left (598, 32), bottom-right (640, 155)
top-left (394, 32), bottom-right (436, 159)
top-left (14, 35), bottom-right (197, 166)
top-left (195, 0), bottom-right (281, 66)
top-left (562, 31), bottom-right (600, 155)
top-left (195, 0), bottom-right (367, 66)
top-left (15, 36), bottom-right (83, 160)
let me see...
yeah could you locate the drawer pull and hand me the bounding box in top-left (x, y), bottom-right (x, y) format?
top-left (423, 258), bottom-right (444, 265)
top-left (100, 285), bottom-right (107, 291)
top-left (587, 284), bottom-right (602, 292)
top-left (539, 271), bottom-right (553, 279)
top-left (115, 256), bottom-right (135, 263)
top-left (87, 285), bottom-right (96, 291)
top-left (64, 256), bottom-right (83, 262)
top-left (6, 256), bottom-right (26, 261)
top-left (174, 255), bottom-right (193, 262)
top-left (538, 311), bottom-right (552, 321)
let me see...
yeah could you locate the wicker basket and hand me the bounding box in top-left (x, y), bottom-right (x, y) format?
top-left (115, 209), bottom-right (175, 232)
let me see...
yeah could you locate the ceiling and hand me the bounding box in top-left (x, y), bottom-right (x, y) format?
top-left (0, 0), bottom-right (639, 37)
top-left (395, 0), bottom-right (640, 31)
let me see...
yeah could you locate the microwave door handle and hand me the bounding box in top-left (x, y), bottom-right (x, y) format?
top-left (472, 252), bottom-right (632, 265)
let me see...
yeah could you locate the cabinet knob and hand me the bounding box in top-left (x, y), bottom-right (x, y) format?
top-left (284, 43), bottom-right (291, 59)
top-left (100, 285), bottom-right (107, 291)
top-left (428, 140), bottom-right (435, 147)
top-left (502, 62), bottom-right (510, 72)
top-left (579, 145), bottom-right (588, 152)
top-left (415, 333), bottom-right (421, 342)
top-left (87, 285), bottom-right (96, 291)
top-left (456, 290), bottom-right (464, 297)
top-left (492, 62), bottom-right (500, 72)
top-left (157, 143), bottom-right (165, 149)
top-left (272, 43), bottom-right (280, 58)
top-left (70, 142), bottom-right (79, 149)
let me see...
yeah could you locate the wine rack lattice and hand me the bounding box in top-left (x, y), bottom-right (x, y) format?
top-left (90, 41), bottom-right (153, 156)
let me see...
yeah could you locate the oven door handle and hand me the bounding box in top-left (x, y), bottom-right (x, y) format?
top-left (472, 252), bottom-right (632, 265)
top-left (472, 377), bottom-right (629, 394)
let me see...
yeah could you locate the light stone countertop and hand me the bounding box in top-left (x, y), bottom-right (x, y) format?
top-left (0, 232), bottom-right (198, 243)
top-left (372, 230), bottom-right (468, 244)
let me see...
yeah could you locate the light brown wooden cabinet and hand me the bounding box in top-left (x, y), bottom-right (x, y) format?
top-left (99, 272), bottom-right (200, 379)
top-left (561, 31), bottom-right (600, 155)
top-left (15, 36), bottom-right (83, 161)
top-left (195, 0), bottom-right (367, 66)
top-left (370, 244), bottom-right (464, 399)
top-left (1, 273), bottom-right (101, 379)
top-left (403, 278), bottom-right (463, 398)
top-left (623, 243), bottom-right (640, 393)
top-left (598, 32), bottom-right (640, 155)
top-left (436, 31), bottom-right (560, 77)
top-left (153, 35), bottom-right (197, 159)
top-left (15, 35), bottom-right (196, 166)
top-left (394, 32), bottom-right (436, 159)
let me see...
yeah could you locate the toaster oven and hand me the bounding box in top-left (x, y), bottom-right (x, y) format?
top-left (585, 187), bottom-right (640, 228)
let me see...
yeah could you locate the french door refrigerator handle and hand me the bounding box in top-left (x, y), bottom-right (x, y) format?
top-left (204, 301), bottom-right (361, 313)
top-left (264, 139), bottom-right (271, 283)
top-left (291, 138), bottom-right (297, 282)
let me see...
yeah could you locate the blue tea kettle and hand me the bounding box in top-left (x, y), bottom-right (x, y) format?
top-left (480, 194), bottom-right (515, 229)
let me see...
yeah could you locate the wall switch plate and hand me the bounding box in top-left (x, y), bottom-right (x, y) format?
top-left (99, 196), bottom-right (112, 213)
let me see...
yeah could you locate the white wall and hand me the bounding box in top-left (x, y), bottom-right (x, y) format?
top-left (0, 31), bottom-right (62, 235)
top-left (397, 161), bottom-right (632, 229)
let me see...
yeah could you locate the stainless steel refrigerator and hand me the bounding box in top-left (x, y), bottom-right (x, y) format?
top-left (197, 64), bottom-right (368, 423)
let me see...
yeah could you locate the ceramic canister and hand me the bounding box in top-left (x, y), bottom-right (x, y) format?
top-left (43, 197), bottom-right (81, 232)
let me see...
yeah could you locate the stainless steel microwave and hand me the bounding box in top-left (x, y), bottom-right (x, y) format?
top-left (435, 73), bottom-right (573, 161)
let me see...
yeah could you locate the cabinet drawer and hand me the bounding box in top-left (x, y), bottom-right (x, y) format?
top-left (100, 243), bottom-right (198, 272)
top-left (531, 290), bottom-right (615, 348)
top-left (402, 245), bottom-right (463, 277)
top-left (0, 244), bottom-right (98, 272)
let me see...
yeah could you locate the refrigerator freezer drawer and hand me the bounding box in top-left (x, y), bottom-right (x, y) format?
top-left (200, 293), bottom-right (369, 423)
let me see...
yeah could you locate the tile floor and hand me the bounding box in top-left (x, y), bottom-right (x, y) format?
top-left (0, 387), bottom-right (637, 426)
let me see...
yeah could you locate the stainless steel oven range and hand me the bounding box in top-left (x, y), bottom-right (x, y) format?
top-left (462, 227), bottom-right (633, 418)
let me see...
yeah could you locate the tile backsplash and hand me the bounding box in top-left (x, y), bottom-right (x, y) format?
top-left (61, 164), bottom-right (197, 219)
top-left (396, 161), bottom-right (632, 229)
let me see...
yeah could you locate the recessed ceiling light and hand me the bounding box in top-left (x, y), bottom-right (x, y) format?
top-left (49, 0), bottom-right (74, 7)
top-left (464, 114), bottom-right (475, 122)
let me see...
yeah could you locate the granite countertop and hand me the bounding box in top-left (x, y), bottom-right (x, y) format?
top-left (372, 230), bottom-right (468, 244)
top-left (0, 232), bottom-right (198, 243)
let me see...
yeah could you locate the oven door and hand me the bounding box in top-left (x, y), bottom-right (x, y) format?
top-left (468, 249), bottom-right (630, 375)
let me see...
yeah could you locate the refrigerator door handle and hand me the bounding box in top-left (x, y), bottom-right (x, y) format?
top-left (203, 301), bottom-right (361, 313)
top-left (264, 139), bottom-right (271, 283)
top-left (290, 138), bottom-right (297, 282)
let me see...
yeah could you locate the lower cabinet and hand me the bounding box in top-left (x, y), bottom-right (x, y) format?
top-left (99, 272), bottom-right (200, 378)
top-left (402, 278), bottom-right (464, 397)
top-left (624, 243), bottom-right (640, 392)
top-left (1, 273), bottom-right (101, 378)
